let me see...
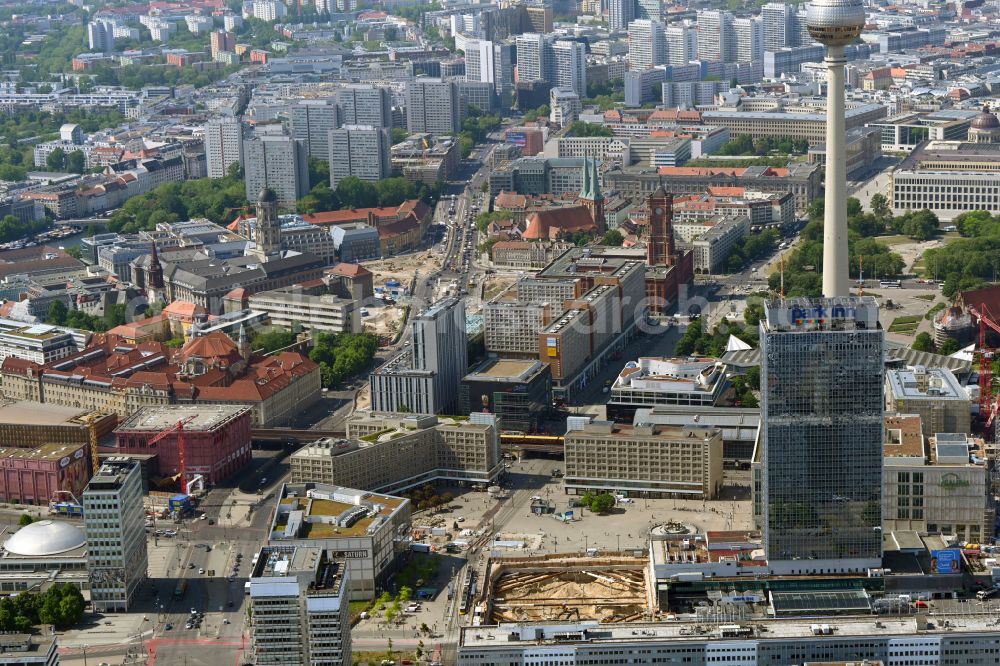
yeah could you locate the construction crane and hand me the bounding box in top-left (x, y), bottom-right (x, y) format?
top-left (146, 415), bottom-right (197, 494)
top-left (83, 413), bottom-right (101, 476)
top-left (967, 304), bottom-right (1000, 435)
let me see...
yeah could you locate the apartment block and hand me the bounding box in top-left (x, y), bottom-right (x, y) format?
top-left (328, 125), bottom-right (391, 187)
top-left (564, 421), bottom-right (723, 499)
top-left (288, 98), bottom-right (340, 160)
top-left (248, 286), bottom-right (360, 335)
top-left (337, 85), bottom-right (392, 128)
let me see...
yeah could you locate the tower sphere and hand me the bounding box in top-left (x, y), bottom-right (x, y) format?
top-left (806, 0), bottom-right (865, 47)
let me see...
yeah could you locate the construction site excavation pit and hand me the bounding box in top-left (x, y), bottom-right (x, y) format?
top-left (481, 553), bottom-right (654, 624)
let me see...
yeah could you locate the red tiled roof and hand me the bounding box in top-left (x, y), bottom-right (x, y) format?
top-left (523, 206), bottom-right (596, 240)
top-left (326, 263), bottom-right (372, 278)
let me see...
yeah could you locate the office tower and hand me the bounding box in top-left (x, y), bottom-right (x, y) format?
top-left (733, 17), bottom-right (763, 64)
top-left (87, 20), bottom-right (114, 53)
top-left (210, 29), bottom-right (235, 58)
top-left (796, 8), bottom-right (814, 47)
top-left (515, 33), bottom-right (547, 83)
top-left (243, 132), bottom-right (309, 209)
top-left (370, 298), bottom-right (468, 414)
top-left (204, 116), bottom-right (244, 179)
top-left (405, 79), bottom-right (460, 134)
top-left (697, 10), bottom-right (735, 63)
top-left (526, 5), bottom-right (553, 32)
top-left (608, 0), bottom-right (635, 32)
top-left (665, 24), bottom-right (697, 66)
top-left (628, 19), bottom-right (667, 70)
top-left (493, 41), bottom-right (516, 109)
top-left (808, 0), bottom-right (864, 298)
top-left (328, 125), bottom-right (391, 187)
top-left (83, 458), bottom-right (147, 612)
top-left (636, 0), bottom-right (662, 21)
top-left (552, 40), bottom-right (587, 97)
top-left (761, 297), bottom-right (884, 573)
top-left (337, 84), bottom-right (392, 129)
top-left (288, 98), bottom-right (340, 160)
top-left (249, 546), bottom-right (351, 666)
top-left (465, 39), bottom-right (496, 84)
top-left (762, 2), bottom-right (796, 50)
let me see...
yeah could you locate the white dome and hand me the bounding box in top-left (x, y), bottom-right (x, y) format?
top-left (4, 520), bottom-right (86, 556)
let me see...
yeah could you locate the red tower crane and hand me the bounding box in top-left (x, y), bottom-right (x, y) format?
top-left (146, 416), bottom-right (197, 494)
top-left (967, 304), bottom-right (1000, 433)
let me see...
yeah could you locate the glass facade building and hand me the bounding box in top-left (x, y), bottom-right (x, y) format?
top-left (761, 297), bottom-right (884, 571)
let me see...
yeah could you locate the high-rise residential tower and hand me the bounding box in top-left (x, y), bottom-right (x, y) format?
top-left (515, 33), bottom-right (548, 83)
top-left (697, 10), bottom-right (735, 63)
top-left (761, 2), bottom-right (797, 50)
top-left (628, 19), bottom-right (667, 70)
top-left (83, 458), bottom-right (147, 612)
top-left (608, 0), bottom-right (635, 32)
top-left (760, 297), bottom-right (884, 573)
top-left (665, 24), bottom-right (697, 66)
top-left (552, 40), bottom-right (587, 96)
top-left (807, 0), bottom-right (865, 298)
top-left (242, 131), bottom-right (309, 209)
top-left (288, 98), bottom-right (340, 160)
top-left (734, 17), bottom-right (763, 64)
top-left (405, 79), bottom-right (461, 134)
top-left (328, 125), bottom-right (391, 187)
top-left (204, 116), bottom-right (244, 178)
top-left (337, 85), bottom-right (392, 128)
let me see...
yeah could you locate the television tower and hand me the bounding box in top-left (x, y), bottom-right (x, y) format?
top-left (807, 0), bottom-right (865, 298)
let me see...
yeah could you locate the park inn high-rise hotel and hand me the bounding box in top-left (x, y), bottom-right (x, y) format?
top-left (761, 297), bottom-right (885, 574)
top-left (757, 0), bottom-right (885, 575)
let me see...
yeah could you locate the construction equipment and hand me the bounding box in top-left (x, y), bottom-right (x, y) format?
top-left (83, 413), bottom-right (100, 476)
top-left (49, 490), bottom-right (83, 517)
top-left (145, 415), bottom-right (197, 493)
top-left (967, 304), bottom-right (1000, 435)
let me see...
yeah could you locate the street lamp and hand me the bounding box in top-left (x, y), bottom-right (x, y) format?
top-left (82, 644), bottom-right (88, 666)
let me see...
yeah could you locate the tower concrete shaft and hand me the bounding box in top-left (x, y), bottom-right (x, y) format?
top-left (821, 45), bottom-right (849, 298)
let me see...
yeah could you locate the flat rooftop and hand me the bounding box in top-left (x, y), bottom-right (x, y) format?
top-left (0, 401), bottom-right (92, 427)
top-left (116, 404), bottom-right (249, 431)
top-left (460, 614), bottom-right (1000, 648)
top-left (272, 483), bottom-right (407, 539)
top-left (0, 441), bottom-right (86, 461)
top-left (883, 414), bottom-right (924, 459)
top-left (886, 366), bottom-right (966, 401)
top-left (465, 358), bottom-right (546, 382)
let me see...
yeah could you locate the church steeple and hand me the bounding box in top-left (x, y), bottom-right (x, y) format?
top-left (238, 323), bottom-right (251, 360)
top-left (578, 149), bottom-right (605, 232)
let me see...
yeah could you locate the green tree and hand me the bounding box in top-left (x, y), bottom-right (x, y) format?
top-left (17, 514), bottom-right (32, 527)
top-left (567, 121), bottom-right (614, 137)
top-left (912, 332), bottom-right (934, 352)
top-left (745, 365), bottom-right (761, 391)
top-left (66, 150), bottom-right (85, 174)
top-left (391, 127), bottom-right (409, 144)
top-left (590, 493), bottom-right (615, 514)
top-left (601, 229), bottom-right (624, 246)
top-left (870, 192), bottom-right (890, 219)
top-left (307, 157), bottom-right (330, 189)
top-left (45, 147), bottom-right (66, 171)
top-left (938, 338), bottom-right (960, 356)
top-left (253, 330), bottom-right (294, 354)
top-left (46, 301), bottom-right (67, 326)
top-left (743, 302), bottom-right (764, 326)
top-left (335, 176), bottom-right (378, 209)
top-left (846, 197), bottom-right (863, 218)
top-left (375, 177), bottom-right (417, 206)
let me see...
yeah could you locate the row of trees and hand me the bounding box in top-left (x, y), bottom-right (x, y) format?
top-left (0, 214), bottom-right (48, 244)
top-left (309, 332), bottom-right (379, 389)
top-left (912, 332), bottom-right (960, 356)
top-left (923, 209), bottom-right (1000, 297)
top-left (725, 228), bottom-right (779, 273)
top-left (46, 302), bottom-right (128, 332)
top-left (0, 584), bottom-right (85, 631)
top-left (107, 169), bottom-right (248, 233)
top-left (567, 121), bottom-right (614, 138)
top-left (717, 134), bottom-right (809, 157)
top-left (674, 318), bottom-right (758, 358)
top-left (767, 198), bottom-right (905, 297)
top-left (847, 195), bottom-right (939, 241)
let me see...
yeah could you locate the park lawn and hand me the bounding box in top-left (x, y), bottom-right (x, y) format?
top-left (915, 294), bottom-right (936, 301)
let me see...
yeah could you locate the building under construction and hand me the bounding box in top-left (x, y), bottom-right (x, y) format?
top-left (476, 553), bottom-right (654, 625)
